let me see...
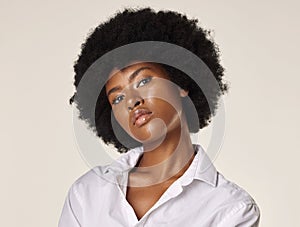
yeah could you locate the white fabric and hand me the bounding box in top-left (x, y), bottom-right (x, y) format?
top-left (58, 144), bottom-right (260, 227)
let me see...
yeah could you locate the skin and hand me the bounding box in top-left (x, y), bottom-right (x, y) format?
top-left (105, 62), bottom-right (196, 220)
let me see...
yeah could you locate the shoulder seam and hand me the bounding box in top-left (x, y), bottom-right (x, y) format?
top-left (217, 201), bottom-right (260, 226)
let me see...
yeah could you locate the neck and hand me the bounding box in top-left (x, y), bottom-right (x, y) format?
top-left (134, 117), bottom-right (196, 185)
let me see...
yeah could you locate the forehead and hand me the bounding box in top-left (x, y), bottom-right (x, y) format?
top-left (105, 62), bottom-right (170, 91)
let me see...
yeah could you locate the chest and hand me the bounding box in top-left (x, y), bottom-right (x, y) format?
top-left (126, 181), bottom-right (173, 220)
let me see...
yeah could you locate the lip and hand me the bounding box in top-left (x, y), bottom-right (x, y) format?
top-left (131, 108), bottom-right (153, 127)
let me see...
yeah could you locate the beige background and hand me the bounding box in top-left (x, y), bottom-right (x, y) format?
top-left (1, 0), bottom-right (299, 226)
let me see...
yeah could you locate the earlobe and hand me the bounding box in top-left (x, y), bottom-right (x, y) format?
top-left (179, 88), bottom-right (189, 97)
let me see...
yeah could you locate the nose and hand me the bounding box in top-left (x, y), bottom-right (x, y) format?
top-left (127, 97), bottom-right (144, 111)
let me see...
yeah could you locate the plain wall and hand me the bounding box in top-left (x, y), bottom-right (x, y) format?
top-left (1, 0), bottom-right (299, 226)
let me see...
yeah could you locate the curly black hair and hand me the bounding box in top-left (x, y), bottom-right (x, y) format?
top-left (69, 7), bottom-right (229, 153)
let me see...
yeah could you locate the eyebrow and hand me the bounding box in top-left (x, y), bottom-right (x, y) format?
top-left (107, 66), bottom-right (151, 98)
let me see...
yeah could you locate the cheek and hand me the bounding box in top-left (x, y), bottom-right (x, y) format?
top-left (151, 98), bottom-right (181, 123)
top-left (113, 107), bottom-right (129, 130)
top-left (145, 81), bottom-right (183, 110)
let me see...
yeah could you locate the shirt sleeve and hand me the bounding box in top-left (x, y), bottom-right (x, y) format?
top-left (58, 183), bottom-right (82, 227)
top-left (218, 202), bottom-right (261, 227)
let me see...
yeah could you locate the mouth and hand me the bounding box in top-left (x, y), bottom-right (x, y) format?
top-left (132, 109), bottom-right (153, 127)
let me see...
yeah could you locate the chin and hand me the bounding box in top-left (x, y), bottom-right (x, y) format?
top-left (130, 118), bottom-right (168, 145)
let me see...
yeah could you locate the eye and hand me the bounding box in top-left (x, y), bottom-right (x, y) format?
top-left (112, 95), bottom-right (124, 105)
top-left (136, 76), bottom-right (152, 88)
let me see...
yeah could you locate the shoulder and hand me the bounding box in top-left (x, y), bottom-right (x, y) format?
top-left (215, 172), bottom-right (257, 203)
top-left (68, 146), bottom-right (143, 195)
top-left (69, 165), bottom-right (112, 193)
top-left (212, 172), bottom-right (261, 226)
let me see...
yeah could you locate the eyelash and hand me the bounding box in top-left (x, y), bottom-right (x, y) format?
top-left (112, 95), bottom-right (125, 105)
top-left (136, 76), bottom-right (152, 88)
top-left (112, 76), bottom-right (153, 105)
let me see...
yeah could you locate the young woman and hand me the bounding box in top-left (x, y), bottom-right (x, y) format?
top-left (59, 7), bottom-right (260, 227)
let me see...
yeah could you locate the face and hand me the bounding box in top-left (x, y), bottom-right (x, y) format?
top-left (105, 62), bottom-right (188, 145)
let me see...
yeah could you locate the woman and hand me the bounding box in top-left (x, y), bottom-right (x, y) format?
top-left (59, 7), bottom-right (260, 226)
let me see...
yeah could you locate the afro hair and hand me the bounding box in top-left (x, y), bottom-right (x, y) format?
top-left (69, 7), bottom-right (229, 153)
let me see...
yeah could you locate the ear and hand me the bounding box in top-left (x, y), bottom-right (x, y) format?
top-left (179, 88), bottom-right (189, 97)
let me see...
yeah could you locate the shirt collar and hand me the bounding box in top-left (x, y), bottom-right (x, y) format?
top-left (184, 144), bottom-right (218, 187)
top-left (104, 144), bottom-right (218, 188)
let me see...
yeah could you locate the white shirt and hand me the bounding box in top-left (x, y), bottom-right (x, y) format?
top-left (58, 144), bottom-right (260, 227)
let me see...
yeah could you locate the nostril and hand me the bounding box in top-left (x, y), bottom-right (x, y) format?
top-left (128, 98), bottom-right (144, 111)
top-left (134, 101), bottom-right (141, 107)
top-left (135, 99), bottom-right (144, 107)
